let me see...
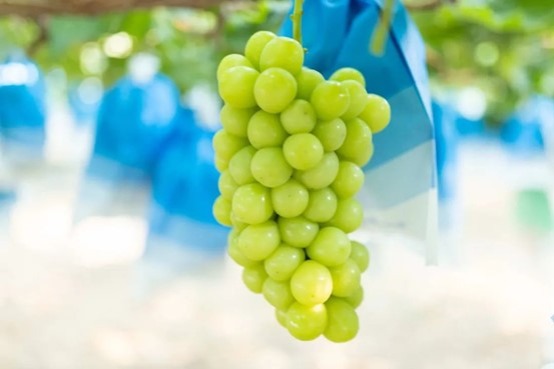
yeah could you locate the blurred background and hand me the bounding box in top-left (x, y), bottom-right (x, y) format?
top-left (0, 0), bottom-right (554, 368)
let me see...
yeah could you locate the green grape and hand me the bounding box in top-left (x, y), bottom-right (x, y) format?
top-left (218, 170), bottom-right (239, 199)
top-left (329, 67), bottom-right (366, 87)
top-left (303, 188), bottom-right (337, 223)
top-left (263, 278), bottom-right (295, 310)
top-left (215, 154), bottom-right (229, 172)
top-left (306, 227), bottom-right (351, 267)
top-left (247, 111), bottom-right (287, 149)
top-left (271, 179), bottom-right (309, 218)
top-left (290, 260), bottom-right (333, 306)
top-left (287, 302), bottom-right (327, 341)
top-left (228, 146), bottom-right (256, 185)
top-left (220, 105), bottom-right (256, 138)
top-left (323, 297), bottom-right (359, 343)
top-left (310, 81), bottom-right (350, 120)
top-left (227, 228), bottom-right (258, 267)
top-left (276, 308), bottom-right (289, 328)
top-left (264, 245), bottom-right (305, 281)
top-left (336, 118), bottom-right (373, 166)
top-left (294, 152), bottom-right (339, 190)
top-left (296, 67), bottom-right (324, 100)
top-left (359, 93), bottom-right (391, 134)
top-left (217, 54), bottom-right (254, 80)
top-left (330, 259), bottom-right (361, 297)
top-left (213, 196), bottom-right (232, 226)
top-left (350, 241), bottom-right (370, 272)
top-left (280, 99), bottom-right (317, 134)
top-left (278, 216), bottom-right (319, 248)
top-left (218, 66), bottom-right (259, 108)
top-left (230, 213), bottom-right (248, 231)
top-left (254, 68), bottom-right (297, 113)
top-left (242, 263), bottom-right (268, 293)
top-left (312, 118), bottom-right (347, 152)
top-left (238, 221), bottom-right (280, 261)
top-left (343, 286), bottom-right (363, 308)
top-left (244, 30), bottom-right (277, 69)
top-left (232, 183), bottom-right (273, 225)
top-left (250, 147), bottom-right (293, 188)
top-left (331, 161), bottom-right (364, 199)
top-left (259, 36), bottom-right (304, 75)
top-left (212, 130), bottom-right (248, 162)
top-left (341, 80), bottom-right (367, 120)
top-left (283, 133), bottom-right (324, 170)
top-left (326, 197), bottom-right (363, 233)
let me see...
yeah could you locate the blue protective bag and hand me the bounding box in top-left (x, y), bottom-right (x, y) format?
top-left (0, 55), bottom-right (46, 159)
top-left (280, 0), bottom-right (437, 258)
top-left (145, 108), bottom-right (228, 259)
top-left (432, 101), bottom-right (458, 202)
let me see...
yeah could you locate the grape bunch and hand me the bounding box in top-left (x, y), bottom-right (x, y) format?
top-left (212, 30), bottom-right (390, 342)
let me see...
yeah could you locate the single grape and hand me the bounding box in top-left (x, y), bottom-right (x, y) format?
top-left (343, 286), bottom-right (363, 308)
top-left (244, 30), bottom-right (277, 69)
top-left (294, 152), bottom-right (339, 190)
top-left (242, 263), bottom-right (268, 293)
top-left (323, 297), bottom-right (359, 343)
top-left (287, 302), bottom-right (327, 341)
top-left (215, 155), bottom-right (229, 172)
top-left (238, 221), bottom-right (280, 261)
top-left (254, 68), bottom-right (297, 113)
top-left (227, 228), bottom-right (258, 267)
top-left (303, 187), bottom-right (337, 223)
top-left (331, 161), bottom-right (364, 199)
top-left (290, 260), bottom-right (333, 306)
top-left (276, 308), bottom-right (289, 328)
top-left (217, 54), bottom-right (254, 80)
top-left (278, 216), bottom-right (319, 248)
top-left (312, 118), bottom-right (347, 152)
top-left (359, 93), bottom-right (391, 133)
top-left (218, 170), bottom-right (239, 199)
top-left (349, 241), bottom-right (370, 272)
top-left (213, 196), bottom-right (232, 226)
top-left (330, 259), bottom-right (361, 297)
top-left (218, 66), bottom-right (259, 108)
top-left (264, 245), bottom-right (305, 281)
top-left (296, 67), bottom-right (324, 100)
top-left (326, 197), bottom-right (363, 233)
top-left (247, 111), bottom-right (287, 149)
top-left (263, 278), bottom-right (295, 310)
top-left (212, 129), bottom-right (248, 162)
top-left (341, 80), bottom-right (367, 120)
top-left (250, 147), bottom-right (293, 188)
top-left (329, 67), bottom-right (366, 87)
top-left (271, 179), bottom-right (309, 218)
top-left (259, 36), bottom-right (304, 75)
top-left (310, 81), bottom-right (350, 120)
top-left (306, 227), bottom-right (351, 267)
top-left (232, 183), bottom-right (273, 224)
top-left (283, 133), bottom-right (324, 170)
top-left (228, 146), bottom-right (256, 185)
top-left (336, 118), bottom-right (373, 166)
top-left (220, 105), bottom-right (256, 137)
top-left (280, 99), bottom-right (317, 134)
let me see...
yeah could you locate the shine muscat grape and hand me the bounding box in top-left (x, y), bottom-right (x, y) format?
top-left (213, 30), bottom-right (390, 342)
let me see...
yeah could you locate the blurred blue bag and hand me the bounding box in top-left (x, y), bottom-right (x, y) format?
top-left (0, 55), bottom-right (46, 159)
top-left (280, 0), bottom-right (437, 260)
top-left (432, 101), bottom-right (458, 203)
top-left (145, 108), bottom-right (228, 261)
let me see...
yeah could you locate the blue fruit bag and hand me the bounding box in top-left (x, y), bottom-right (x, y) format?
top-left (280, 0), bottom-right (437, 262)
top-left (0, 54), bottom-right (46, 161)
top-left (145, 107), bottom-right (228, 263)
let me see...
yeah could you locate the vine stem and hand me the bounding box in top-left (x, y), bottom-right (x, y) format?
top-left (370, 0), bottom-right (395, 56)
top-left (291, 0), bottom-right (304, 45)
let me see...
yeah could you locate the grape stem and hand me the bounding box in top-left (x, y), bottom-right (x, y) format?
top-left (370, 0), bottom-right (395, 56)
top-left (291, 0), bottom-right (304, 46)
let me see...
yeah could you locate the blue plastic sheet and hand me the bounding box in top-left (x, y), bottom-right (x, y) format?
top-left (280, 0), bottom-right (437, 252)
top-left (145, 109), bottom-right (228, 257)
top-left (432, 101), bottom-right (459, 202)
top-left (0, 55), bottom-right (46, 157)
